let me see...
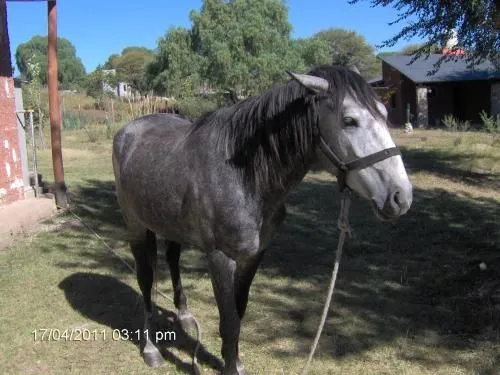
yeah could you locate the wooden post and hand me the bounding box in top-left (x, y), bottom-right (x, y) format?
top-left (47, 0), bottom-right (67, 208)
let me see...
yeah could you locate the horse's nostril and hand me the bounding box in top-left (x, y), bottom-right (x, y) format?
top-left (392, 191), bottom-right (401, 207)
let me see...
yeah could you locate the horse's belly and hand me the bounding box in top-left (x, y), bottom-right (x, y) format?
top-left (119, 164), bottom-right (205, 246)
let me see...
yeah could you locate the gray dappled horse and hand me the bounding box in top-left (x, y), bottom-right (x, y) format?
top-left (112, 65), bottom-right (413, 374)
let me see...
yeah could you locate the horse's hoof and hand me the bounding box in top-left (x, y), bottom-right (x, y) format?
top-left (178, 311), bottom-right (197, 332)
top-left (143, 350), bottom-right (164, 368)
top-left (221, 362), bottom-right (247, 375)
top-left (236, 364), bottom-right (248, 375)
top-left (142, 341), bottom-right (164, 368)
top-left (237, 362), bottom-right (248, 375)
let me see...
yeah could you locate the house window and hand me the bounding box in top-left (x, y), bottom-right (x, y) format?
top-left (123, 84), bottom-right (127, 91)
top-left (390, 93), bottom-right (397, 109)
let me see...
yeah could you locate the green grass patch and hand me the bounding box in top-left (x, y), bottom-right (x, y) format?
top-left (1, 129), bottom-right (499, 374)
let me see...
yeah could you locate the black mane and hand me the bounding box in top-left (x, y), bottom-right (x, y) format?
top-left (186, 65), bottom-right (383, 191)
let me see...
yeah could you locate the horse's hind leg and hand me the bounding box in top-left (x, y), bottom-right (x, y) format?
top-left (131, 229), bottom-right (164, 368)
top-left (165, 240), bottom-right (196, 331)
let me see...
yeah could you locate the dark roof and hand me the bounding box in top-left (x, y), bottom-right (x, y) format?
top-left (380, 54), bottom-right (500, 83)
top-left (368, 76), bottom-right (383, 84)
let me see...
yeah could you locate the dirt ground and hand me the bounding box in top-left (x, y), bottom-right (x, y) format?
top-left (0, 194), bottom-right (57, 249)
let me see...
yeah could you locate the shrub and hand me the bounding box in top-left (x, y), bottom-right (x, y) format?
top-left (459, 120), bottom-right (470, 132)
top-left (83, 123), bottom-right (103, 143)
top-left (442, 114), bottom-right (458, 131)
top-left (442, 115), bottom-right (471, 132)
top-left (479, 110), bottom-right (500, 133)
top-left (175, 96), bottom-right (218, 121)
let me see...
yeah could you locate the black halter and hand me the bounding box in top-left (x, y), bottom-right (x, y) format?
top-left (318, 135), bottom-right (401, 191)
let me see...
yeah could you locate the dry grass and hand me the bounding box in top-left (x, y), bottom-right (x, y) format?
top-left (0, 128), bottom-right (499, 374)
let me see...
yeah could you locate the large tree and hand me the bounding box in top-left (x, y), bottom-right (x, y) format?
top-left (114, 47), bottom-right (154, 95)
top-left (190, 0), bottom-right (300, 94)
top-left (295, 28), bottom-right (381, 80)
top-left (349, 0), bottom-right (500, 66)
top-left (15, 35), bottom-right (86, 88)
top-left (146, 27), bottom-right (204, 98)
top-left (102, 53), bottom-right (119, 70)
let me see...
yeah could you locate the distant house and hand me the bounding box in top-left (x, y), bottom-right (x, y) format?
top-left (375, 54), bottom-right (500, 127)
top-left (102, 69), bottom-right (134, 98)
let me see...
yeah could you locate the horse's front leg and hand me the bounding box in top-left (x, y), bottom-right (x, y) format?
top-left (208, 249), bottom-right (262, 375)
top-left (130, 230), bottom-right (164, 368)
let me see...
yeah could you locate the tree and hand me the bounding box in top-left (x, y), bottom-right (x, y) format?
top-left (299, 28), bottom-right (381, 80)
top-left (349, 0), bottom-right (500, 67)
top-left (84, 65), bottom-right (105, 99)
top-left (103, 53), bottom-right (119, 70)
top-left (190, 0), bottom-right (300, 94)
top-left (146, 27), bottom-right (204, 98)
top-left (15, 35), bottom-right (86, 88)
top-left (114, 48), bottom-right (153, 95)
top-left (292, 37), bottom-right (331, 70)
top-left (22, 58), bottom-right (46, 129)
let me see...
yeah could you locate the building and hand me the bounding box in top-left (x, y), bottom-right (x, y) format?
top-left (102, 69), bottom-right (134, 98)
top-left (377, 54), bottom-right (500, 127)
top-left (0, 2), bottom-right (30, 205)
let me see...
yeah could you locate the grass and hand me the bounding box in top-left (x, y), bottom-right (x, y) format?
top-left (1, 128), bottom-right (499, 374)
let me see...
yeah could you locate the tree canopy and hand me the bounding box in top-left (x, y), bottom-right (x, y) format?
top-left (144, 0), bottom-right (381, 97)
top-left (102, 54), bottom-right (120, 70)
top-left (114, 47), bottom-right (154, 95)
top-left (146, 27), bottom-right (204, 98)
top-left (349, 0), bottom-right (500, 65)
top-left (15, 35), bottom-right (86, 88)
top-left (295, 28), bottom-right (380, 79)
top-left (189, 0), bottom-right (300, 95)
top-left (98, 47), bottom-right (154, 95)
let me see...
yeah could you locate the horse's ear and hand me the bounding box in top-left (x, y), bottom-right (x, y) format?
top-left (286, 71), bottom-right (329, 93)
top-left (348, 65), bottom-right (360, 75)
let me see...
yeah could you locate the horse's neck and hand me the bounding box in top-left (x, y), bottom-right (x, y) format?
top-left (260, 151), bottom-right (314, 205)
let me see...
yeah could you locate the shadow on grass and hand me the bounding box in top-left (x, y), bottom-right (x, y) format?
top-left (255, 175), bottom-right (500, 364)
top-left (58, 272), bottom-right (223, 374)
top-left (400, 146), bottom-right (500, 191)
top-left (49, 173), bottom-right (499, 371)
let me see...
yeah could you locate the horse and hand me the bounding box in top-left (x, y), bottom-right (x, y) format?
top-left (112, 64), bottom-right (413, 375)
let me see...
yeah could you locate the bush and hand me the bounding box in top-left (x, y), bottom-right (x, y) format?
top-left (442, 114), bottom-right (471, 132)
top-left (175, 96), bottom-right (218, 121)
top-left (459, 120), bottom-right (470, 132)
top-left (479, 110), bottom-right (500, 133)
top-left (442, 114), bottom-right (459, 131)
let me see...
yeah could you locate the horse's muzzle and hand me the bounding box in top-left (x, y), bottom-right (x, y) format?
top-left (375, 185), bottom-right (412, 220)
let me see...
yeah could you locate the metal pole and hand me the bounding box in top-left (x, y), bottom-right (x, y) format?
top-left (47, 0), bottom-right (67, 208)
top-left (28, 110), bottom-right (39, 197)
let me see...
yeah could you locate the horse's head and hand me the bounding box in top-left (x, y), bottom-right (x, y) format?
top-left (289, 66), bottom-right (412, 220)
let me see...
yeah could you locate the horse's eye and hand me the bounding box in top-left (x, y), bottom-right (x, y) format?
top-left (343, 117), bottom-right (358, 127)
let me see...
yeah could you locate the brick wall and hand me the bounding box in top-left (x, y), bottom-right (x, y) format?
top-left (0, 76), bottom-right (24, 204)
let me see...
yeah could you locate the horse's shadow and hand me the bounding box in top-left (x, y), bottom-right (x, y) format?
top-left (58, 272), bottom-right (223, 374)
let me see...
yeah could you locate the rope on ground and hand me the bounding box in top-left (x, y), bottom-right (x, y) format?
top-left (300, 189), bottom-right (351, 375)
top-left (59, 205), bottom-right (202, 374)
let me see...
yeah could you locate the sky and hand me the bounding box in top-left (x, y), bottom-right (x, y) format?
top-left (6, 0), bottom-right (423, 74)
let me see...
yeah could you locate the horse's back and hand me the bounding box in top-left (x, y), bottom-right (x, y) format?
top-left (113, 113), bottom-right (191, 164)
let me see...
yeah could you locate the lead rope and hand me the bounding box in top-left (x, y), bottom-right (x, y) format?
top-left (300, 189), bottom-right (351, 375)
top-left (58, 204), bottom-right (202, 375)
